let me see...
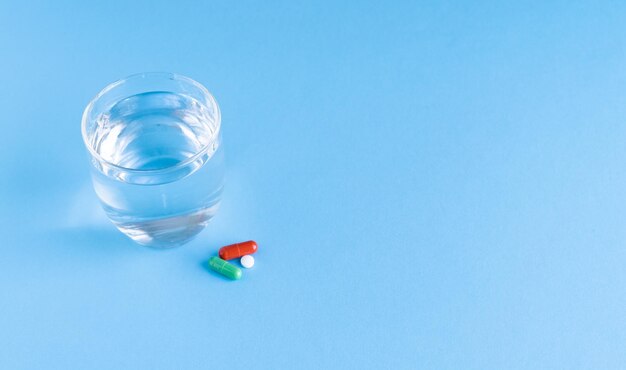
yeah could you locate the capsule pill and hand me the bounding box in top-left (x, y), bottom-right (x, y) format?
top-left (219, 240), bottom-right (258, 260)
top-left (208, 256), bottom-right (242, 280)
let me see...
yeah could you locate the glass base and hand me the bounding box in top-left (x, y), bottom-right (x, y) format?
top-left (109, 204), bottom-right (219, 249)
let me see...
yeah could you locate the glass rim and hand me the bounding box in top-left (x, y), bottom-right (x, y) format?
top-left (81, 72), bottom-right (221, 175)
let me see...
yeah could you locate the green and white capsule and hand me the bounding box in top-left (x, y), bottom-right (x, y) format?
top-left (208, 256), bottom-right (242, 280)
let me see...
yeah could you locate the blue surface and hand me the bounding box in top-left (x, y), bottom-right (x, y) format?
top-left (2, 1), bottom-right (626, 368)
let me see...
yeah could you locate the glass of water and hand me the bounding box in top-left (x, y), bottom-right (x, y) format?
top-left (81, 72), bottom-right (224, 248)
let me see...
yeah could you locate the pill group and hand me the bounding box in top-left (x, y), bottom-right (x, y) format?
top-left (208, 240), bottom-right (258, 280)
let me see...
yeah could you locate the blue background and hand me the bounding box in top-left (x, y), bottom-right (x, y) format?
top-left (1, 1), bottom-right (626, 368)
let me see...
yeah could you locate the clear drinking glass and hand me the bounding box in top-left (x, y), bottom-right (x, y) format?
top-left (81, 72), bottom-right (224, 248)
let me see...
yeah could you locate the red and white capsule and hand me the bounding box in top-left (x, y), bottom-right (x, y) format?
top-left (219, 240), bottom-right (258, 260)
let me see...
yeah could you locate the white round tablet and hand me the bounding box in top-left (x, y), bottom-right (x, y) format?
top-left (240, 255), bottom-right (255, 269)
